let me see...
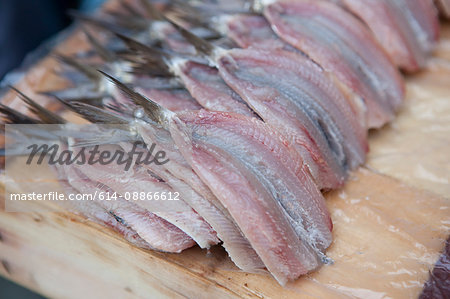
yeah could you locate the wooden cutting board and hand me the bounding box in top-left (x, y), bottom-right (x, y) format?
top-left (0, 3), bottom-right (449, 297)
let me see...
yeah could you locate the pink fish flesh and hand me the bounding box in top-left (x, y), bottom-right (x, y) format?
top-left (170, 110), bottom-right (333, 284)
top-left (263, 0), bottom-right (405, 128)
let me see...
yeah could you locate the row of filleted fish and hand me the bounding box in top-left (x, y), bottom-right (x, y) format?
top-left (2, 0), bottom-right (449, 285)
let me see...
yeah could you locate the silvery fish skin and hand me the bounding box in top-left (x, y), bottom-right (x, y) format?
top-left (263, 0), bottom-right (405, 128)
top-left (217, 13), bottom-right (367, 135)
top-left (54, 165), bottom-right (153, 249)
top-left (67, 6), bottom-right (253, 117)
top-left (64, 96), bottom-right (264, 269)
top-left (1, 90), bottom-right (166, 251)
top-left (80, 7), bottom-right (255, 117)
top-left (132, 117), bottom-right (265, 271)
top-left (49, 31), bottom-right (191, 109)
top-left (100, 77), bottom-right (331, 279)
top-left (49, 52), bottom-right (200, 113)
top-left (120, 141), bottom-right (266, 271)
top-left (212, 13), bottom-right (369, 167)
top-left (156, 6), bottom-right (367, 133)
top-left (2, 88), bottom-right (226, 255)
top-left (336, 0), bottom-right (439, 72)
top-left (57, 143), bottom-right (196, 254)
top-left (91, 77), bottom-right (265, 271)
top-left (2, 85), bottom-right (294, 277)
top-left (167, 10), bottom-right (367, 134)
top-left (116, 34), bottom-right (256, 116)
top-left (135, 87), bottom-right (202, 111)
top-left (156, 22), bottom-right (348, 189)
top-left (167, 1), bottom-right (402, 127)
top-left (170, 110), bottom-right (332, 285)
top-left (108, 20), bottom-right (365, 188)
top-left (55, 31), bottom-right (250, 117)
top-left (218, 14), bottom-right (297, 51)
top-left (173, 60), bottom-right (255, 116)
top-left (215, 47), bottom-right (354, 189)
top-left (392, 0), bottom-right (439, 53)
top-left (105, 80), bottom-right (201, 114)
top-left (62, 161), bottom-right (197, 253)
top-left (75, 144), bottom-right (220, 249)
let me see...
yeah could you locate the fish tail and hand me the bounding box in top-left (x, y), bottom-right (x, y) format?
top-left (9, 86), bottom-right (66, 124)
top-left (58, 98), bottom-right (130, 124)
top-left (98, 70), bottom-right (173, 127)
top-left (0, 103), bottom-right (39, 124)
top-left (137, 0), bottom-right (165, 20)
top-left (114, 33), bottom-right (173, 77)
top-left (52, 52), bottom-right (100, 82)
top-left (119, 0), bottom-right (146, 19)
top-left (81, 27), bottom-right (115, 62)
top-left (164, 17), bottom-right (218, 62)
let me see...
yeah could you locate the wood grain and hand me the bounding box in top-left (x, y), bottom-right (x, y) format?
top-left (0, 169), bottom-right (448, 298)
top-left (367, 21), bottom-right (450, 198)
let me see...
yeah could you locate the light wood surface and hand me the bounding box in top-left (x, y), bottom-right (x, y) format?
top-left (367, 24), bottom-right (450, 197)
top-left (0, 5), bottom-right (449, 298)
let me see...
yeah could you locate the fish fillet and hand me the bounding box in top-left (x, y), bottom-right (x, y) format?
top-left (170, 110), bottom-right (334, 284)
top-left (62, 163), bottom-right (196, 253)
top-left (263, 0), bottom-right (405, 128)
top-left (337, 0), bottom-right (439, 71)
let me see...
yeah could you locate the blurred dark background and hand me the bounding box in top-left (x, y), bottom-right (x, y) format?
top-left (0, 278), bottom-right (46, 299)
top-left (0, 0), bottom-right (105, 81)
top-left (0, 1), bottom-right (105, 297)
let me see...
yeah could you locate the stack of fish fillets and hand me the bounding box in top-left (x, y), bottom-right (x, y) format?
top-left (2, 0), bottom-right (448, 285)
